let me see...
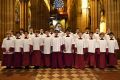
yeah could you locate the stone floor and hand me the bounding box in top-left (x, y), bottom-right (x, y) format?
top-left (0, 61), bottom-right (120, 80)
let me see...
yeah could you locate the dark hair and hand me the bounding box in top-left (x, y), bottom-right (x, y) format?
top-left (109, 32), bottom-right (114, 35)
top-left (16, 32), bottom-right (20, 34)
top-left (24, 31), bottom-right (28, 33)
top-left (89, 32), bottom-right (93, 34)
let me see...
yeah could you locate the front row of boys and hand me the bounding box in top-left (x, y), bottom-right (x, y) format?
top-left (1, 30), bottom-right (119, 69)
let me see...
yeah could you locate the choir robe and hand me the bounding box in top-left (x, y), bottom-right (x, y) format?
top-left (1, 38), bottom-right (14, 67)
top-left (31, 36), bottom-right (43, 66)
top-left (105, 34), bottom-right (115, 41)
top-left (58, 31), bottom-right (65, 37)
top-left (107, 39), bottom-right (119, 66)
top-left (22, 38), bottom-right (32, 66)
top-left (63, 35), bottom-right (75, 67)
top-left (86, 38), bottom-right (97, 67)
top-left (74, 33), bottom-right (80, 39)
top-left (39, 34), bottom-right (45, 66)
top-left (14, 38), bottom-right (23, 67)
top-left (64, 32), bottom-right (74, 37)
top-left (93, 33), bottom-right (100, 40)
top-left (20, 33), bottom-right (25, 39)
top-left (97, 39), bottom-right (108, 68)
top-left (43, 36), bottom-right (52, 67)
top-left (74, 38), bottom-right (86, 69)
top-left (51, 36), bottom-right (63, 68)
top-left (10, 35), bottom-right (16, 40)
top-left (83, 32), bottom-right (90, 39)
top-left (49, 33), bottom-right (55, 37)
top-left (28, 33), bottom-right (35, 39)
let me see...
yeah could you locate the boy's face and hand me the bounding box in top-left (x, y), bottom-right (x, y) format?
top-left (86, 29), bottom-right (89, 32)
top-left (24, 32), bottom-right (28, 36)
top-left (110, 35), bottom-right (113, 38)
top-left (55, 32), bottom-right (58, 36)
top-left (7, 33), bottom-right (10, 37)
top-left (100, 34), bottom-right (104, 38)
top-left (76, 29), bottom-right (80, 33)
top-left (20, 30), bottom-right (23, 33)
top-left (45, 31), bottom-right (49, 36)
top-left (16, 33), bottom-right (20, 37)
top-left (96, 29), bottom-right (100, 33)
top-left (107, 29), bottom-right (111, 33)
top-left (35, 32), bottom-right (38, 35)
top-left (78, 33), bottom-right (82, 37)
top-left (89, 33), bottom-right (93, 37)
top-left (40, 29), bottom-right (44, 33)
top-left (66, 31), bottom-right (70, 35)
top-left (29, 28), bottom-right (33, 32)
top-left (50, 29), bottom-right (54, 32)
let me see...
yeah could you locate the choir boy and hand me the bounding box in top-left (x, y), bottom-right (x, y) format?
top-left (74, 32), bottom-right (86, 69)
top-left (83, 27), bottom-right (90, 39)
top-left (86, 32), bottom-right (97, 68)
top-left (43, 31), bottom-right (52, 67)
top-left (94, 28), bottom-right (100, 40)
top-left (10, 31), bottom-right (16, 40)
top-left (28, 27), bottom-right (35, 39)
top-left (19, 29), bottom-right (25, 39)
top-left (107, 32), bottom-right (119, 68)
top-left (39, 29), bottom-right (45, 37)
top-left (49, 28), bottom-right (54, 37)
top-left (31, 31), bottom-right (43, 69)
top-left (14, 32), bottom-right (23, 68)
top-left (74, 28), bottom-right (80, 39)
top-left (97, 33), bottom-right (108, 69)
top-left (51, 30), bottom-right (63, 68)
top-left (22, 31), bottom-right (32, 69)
top-left (63, 30), bottom-right (75, 68)
top-left (1, 32), bottom-right (14, 69)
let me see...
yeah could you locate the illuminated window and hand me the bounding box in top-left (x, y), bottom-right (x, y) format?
top-left (53, 0), bottom-right (64, 9)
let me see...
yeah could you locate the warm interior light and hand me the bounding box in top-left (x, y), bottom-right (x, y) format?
top-left (82, 0), bottom-right (88, 9)
top-left (100, 22), bottom-right (106, 33)
top-left (44, 0), bottom-right (50, 11)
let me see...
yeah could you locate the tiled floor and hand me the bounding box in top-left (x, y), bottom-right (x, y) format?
top-left (0, 61), bottom-right (120, 80)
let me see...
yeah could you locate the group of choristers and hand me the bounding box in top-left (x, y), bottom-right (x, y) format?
top-left (1, 27), bottom-right (119, 69)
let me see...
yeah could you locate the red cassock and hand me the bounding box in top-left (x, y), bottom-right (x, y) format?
top-left (74, 38), bottom-right (86, 69)
top-left (108, 53), bottom-right (117, 66)
top-left (51, 52), bottom-right (63, 68)
top-left (86, 39), bottom-right (97, 67)
top-left (31, 36), bottom-right (43, 66)
top-left (1, 38), bottom-right (14, 67)
top-left (63, 36), bottom-right (75, 68)
top-left (22, 52), bottom-right (30, 66)
top-left (99, 52), bottom-right (106, 68)
top-left (31, 50), bottom-right (41, 66)
top-left (75, 54), bottom-right (85, 69)
top-left (14, 38), bottom-right (23, 67)
top-left (107, 39), bottom-right (119, 66)
top-left (88, 53), bottom-right (96, 67)
top-left (43, 36), bottom-right (52, 67)
top-left (97, 39), bottom-right (108, 68)
top-left (14, 52), bottom-right (22, 67)
top-left (22, 38), bottom-right (32, 66)
top-left (51, 36), bottom-right (64, 68)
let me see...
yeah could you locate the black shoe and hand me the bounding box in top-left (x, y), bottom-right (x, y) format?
top-left (25, 66), bottom-right (29, 69)
top-left (34, 66), bottom-right (39, 69)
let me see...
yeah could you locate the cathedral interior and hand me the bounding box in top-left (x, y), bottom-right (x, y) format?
top-left (0, 0), bottom-right (120, 80)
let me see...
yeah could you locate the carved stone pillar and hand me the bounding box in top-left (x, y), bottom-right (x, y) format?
top-left (19, 0), bottom-right (29, 30)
